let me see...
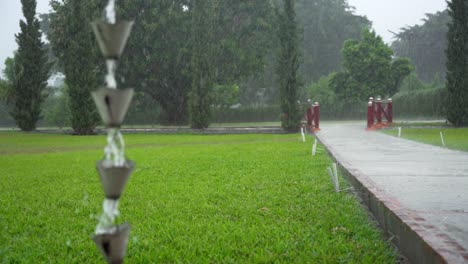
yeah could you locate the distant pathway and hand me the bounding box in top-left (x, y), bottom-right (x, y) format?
top-left (315, 122), bottom-right (468, 263)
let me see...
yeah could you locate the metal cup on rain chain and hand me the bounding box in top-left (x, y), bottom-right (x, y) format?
top-left (92, 88), bottom-right (134, 128)
top-left (91, 21), bottom-right (134, 60)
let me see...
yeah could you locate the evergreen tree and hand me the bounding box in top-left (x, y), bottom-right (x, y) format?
top-left (11, 0), bottom-right (50, 131)
top-left (277, 0), bottom-right (301, 132)
top-left (189, 0), bottom-right (216, 129)
top-left (49, 0), bottom-right (102, 134)
top-left (446, 0), bottom-right (468, 126)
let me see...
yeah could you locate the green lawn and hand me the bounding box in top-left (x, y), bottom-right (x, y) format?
top-left (0, 122), bottom-right (282, 132)
top-left (0, 132), bottom-right (396, 263)
top-left (382, 127), bottom-right (468, 152)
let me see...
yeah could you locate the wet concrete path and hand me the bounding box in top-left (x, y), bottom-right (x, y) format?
top-left (315, 122), bottom-right (468, 263)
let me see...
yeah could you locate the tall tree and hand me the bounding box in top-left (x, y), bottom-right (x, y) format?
top-left (392, 11), bottom-right (449, 83)
top-left (117, 0), bottom-right (274, 125)
top-left (297, 0), bottom-right (371, 83)
top-left (277, 0), bottom-right (301, 131)
top-left (189, 0), bottom-right (216, 129)
top-left (118, 0), bottom-right (192, 125)
top-left (9, 0), bottom-right (50, 131)
top-left (445, 0), bottom-right (468, 126)
top-left (49, 0), bottom-right (103, 134)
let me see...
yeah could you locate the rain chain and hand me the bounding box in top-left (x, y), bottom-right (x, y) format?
top-left (90, 0), bottom-right (135, 262)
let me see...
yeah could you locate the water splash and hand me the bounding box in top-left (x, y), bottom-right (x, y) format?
top-left (105, 59), bottom-right (117, 89)
top-left (95, 199), bottom-right (119, 235)
top-left (104, 128), bottom-right (125, 167)
top-left (105, 0), bottom-right (116, 24)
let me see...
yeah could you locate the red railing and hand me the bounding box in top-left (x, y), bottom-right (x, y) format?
top-left (367, 97), bottom-right (393, 130)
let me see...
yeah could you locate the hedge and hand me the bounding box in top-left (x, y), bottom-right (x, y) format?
top-left (392, 88), bottom-right (447, 119)
top-left (211, 106), bottom-right (281, 123)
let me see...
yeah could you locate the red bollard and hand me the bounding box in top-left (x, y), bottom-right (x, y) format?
top-left (387, 98), bottom-right (393, 124)
top-left (313, 102), bottom-right (320, 131)
top-left (367, 100), bottom-right (374, 129)
top-left (376, 97), bottom-right (383, 126)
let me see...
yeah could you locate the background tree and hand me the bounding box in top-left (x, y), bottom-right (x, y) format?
top-left (445, 0), bottom-right (468, 126)
top-left (277, 0), bottom-right (302, 131)
top-left (213, 1), bottom-right (274, 84)
top-left (330, 29), bottom-right (412, 102)
top-left (189, 0), bottom-right (216, 129)
top-left (212, 84), bottom-right (239, 109)
top-left (392, 11), bottom-right (449, 83)
top-left (42, 84), bottom-right (71, 129)
top-left (117, 0), bottom-right (274, 125)
top-left (297, 0), bottom-right (371, 83)
top-left (8, 0), bottom-right (50, 131)
top-left (118, 0), bottom-right (192, 125)
top-left (49, 0), bottom-right (103, 134)
top-left (0, 59), bottom-right (17, 127)
top-left (0, 57), bottom-right (17, 104)
top-left (242, 0), bottom-right (370, 106)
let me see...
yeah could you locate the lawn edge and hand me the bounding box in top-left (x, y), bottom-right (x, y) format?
top-left (315, 132), bottom-right (468, 264)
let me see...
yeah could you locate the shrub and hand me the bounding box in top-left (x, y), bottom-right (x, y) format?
top-left (211, 106), bottom-right (280, 123)
top-left (392, 88), bottom-right (447, 119)
top-left (42, 90), bottom-right (71, 129)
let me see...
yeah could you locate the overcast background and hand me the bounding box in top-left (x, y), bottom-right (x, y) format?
top-left (0, 0), bottom-right (448, 74)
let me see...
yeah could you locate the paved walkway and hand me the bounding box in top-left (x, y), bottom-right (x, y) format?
top-left (315, 122), bottom-right (468, 263)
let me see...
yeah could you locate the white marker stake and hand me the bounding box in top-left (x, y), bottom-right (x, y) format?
top-left (327, 165), bottom-right (339, 193)
top-left (312, 139), bottom-right (317, 156)
top-left (301, 127), bottom-right (306, 142)
top-left (327, 167), bottom-right (336, 192)
top-left (440, 131), bottom-right (446, 147)
top-left (398, 127), bottom-right (402, 138)
top-left (332, 163), bottom-right (339, 192)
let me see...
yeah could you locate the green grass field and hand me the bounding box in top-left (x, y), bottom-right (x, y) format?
top-left (0, 132), bottom-right (396, 263)
top-left (382, 127), bottom-right (468, 152)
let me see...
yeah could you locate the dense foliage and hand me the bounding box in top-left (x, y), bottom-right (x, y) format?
top-left (189, 0), bottom-right (216, 129)
top-left (42, 85), bottom-right (71, 129)
top-left (116, 1), bottom-right (274, 126)
top-left (446, 0), bottom-right (468, 126)
top-left (392, 88), bottom-right (447, 119)
top-left (297, 0), bottom-right (371, 83)
top-left (49, 0), bottom-right (103, 134)
top-left (277, 0), bottom-right (302, 131)
top-left (117, 0), bottom-right (192, 125)
top-left (35, 0), bottom-right (372, 127)
top-left (243, 0), bottom-right (370, 105)
top-left (392, 11), bottom-right (449, 83)
top-left (6, 1), bottom-right (450, 127)
top-left (7, 0), bottom-right (50, 131)
top-left (330, 29), bottom-right (412, 102)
